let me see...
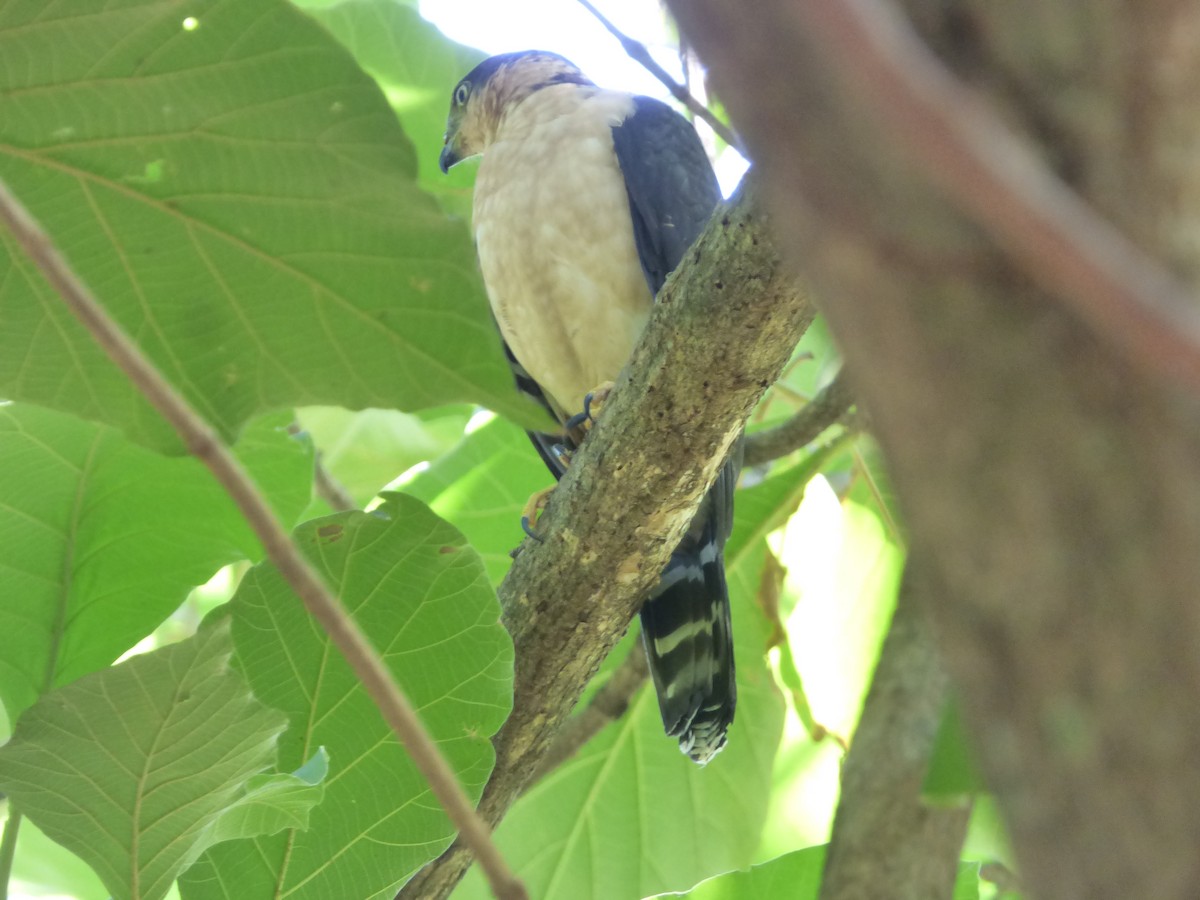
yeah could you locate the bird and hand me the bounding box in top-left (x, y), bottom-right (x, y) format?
top-left (439, 50), bottom-right (737, 764)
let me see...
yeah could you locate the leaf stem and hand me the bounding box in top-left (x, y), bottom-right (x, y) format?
top-left (0, 180), bottom-right (527, 900)
top-left (0, 808), bottom-right (20, 900)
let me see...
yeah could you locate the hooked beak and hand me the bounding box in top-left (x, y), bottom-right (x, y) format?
top-left (439, 136), bottom-right (460, 174)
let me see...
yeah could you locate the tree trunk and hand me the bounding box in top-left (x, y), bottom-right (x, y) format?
top-left (667, 1), bottom-right (1200, 897)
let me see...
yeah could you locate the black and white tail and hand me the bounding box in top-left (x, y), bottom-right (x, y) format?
top-left (640, 455), bottom-right (738, 764)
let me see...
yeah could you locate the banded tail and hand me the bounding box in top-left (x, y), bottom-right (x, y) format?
top-left (640, 455), bottom-right (738, 764)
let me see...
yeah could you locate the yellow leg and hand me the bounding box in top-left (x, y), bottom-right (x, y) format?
top-left (565, 380), bottom-right (616, 432)
top-left (520, 485), bottom-right (556, 540)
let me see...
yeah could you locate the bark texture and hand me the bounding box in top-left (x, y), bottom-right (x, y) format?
top-left (400, 184), bottom-right (816, 898)
top-left (666, 1), bottom-right (1200, 898)
top-left (822, 572), bottom-right (970, 900)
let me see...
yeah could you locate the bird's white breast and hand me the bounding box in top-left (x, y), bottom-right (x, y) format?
top-left (473, 86), bottom-right (651, 420)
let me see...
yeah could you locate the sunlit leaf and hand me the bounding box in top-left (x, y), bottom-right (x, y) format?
top-left (654, 848), bottom-right (980, 899)
top-left (180, 493), bottom-right (513, 899)
top-left (0, 0), bottom-right (524, 452)
top-left (298, 0), bottom-right (486, 217)
top-left (650, 845), bottom-right (825, 899)
top-left (403, 414), bottom-right (551, 583)
top-left (778, 480), bottom-right (903, 740)
top-left (0, 623), bottom-right (321, 900)
top-left (0, 404), bottom-right (311, 723)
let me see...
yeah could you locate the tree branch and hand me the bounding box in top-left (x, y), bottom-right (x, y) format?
top-left (821, 569), bottom-right (970, 900)
top-left (665, 1), bottom-right (1200, 898)
top-left (399, 180), bottom-right (816, 898)
top-left (530, 643), bottom-right (649, 786)
top-left (573, 0), bottom-right (743, 152)
top-left (743, 368), bottom-right (854, 467)
top-left (730, 0), bottom-right (1200, 390)
top-left (0, 180), bottom-right (528, 900)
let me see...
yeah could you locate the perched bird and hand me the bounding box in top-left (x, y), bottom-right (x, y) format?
top-left (439, 51), bottom-right (737, 763)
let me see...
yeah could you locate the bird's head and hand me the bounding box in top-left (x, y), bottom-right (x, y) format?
top-left (439, 50), bottom-right (593, 173)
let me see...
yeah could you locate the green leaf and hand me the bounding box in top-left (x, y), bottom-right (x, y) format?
top-left (299, 0), bottom-right (486, 218)
top-left (954, 861), bottom-right (982, 900)
top-left (0, 622), bottom-right (316, 900)
top-left (780, 485), bottom-right (903, 741)
top-left (403, 414), bottom-right (553, 583)
top-left (454, 453), bottom-right (791, 900)
top-left (0, 404), bottom-right (312, 723)
top-left (204, 748), bottom-right (328, 846)
top-left (650, 848), bottom-right (980, 899)
top-left (180, 493), bottom-right (513, 899)
top-left (650, 846), bottom-right (826, 899)
top-left (923, 699), bottom-right (985, 802)
top-left (0, 0), bottom-right (522, 452)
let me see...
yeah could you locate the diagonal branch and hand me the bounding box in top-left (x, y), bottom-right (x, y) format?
top-left (530, 643), bottom-right (649, 786)
top-left (0, 179), bottom-right (528, 900)
top-left (399, 180), bottom-right (817, 898)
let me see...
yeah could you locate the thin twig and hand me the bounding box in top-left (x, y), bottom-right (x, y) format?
top-left (312, 457), bottom-right (357, 511)
top-left (793, 0), bottom-right (1200, 392)
top-left (0, 809), bottom-right (19, 900)
top-left (743, 368), bottom-right (855, 467)
top-left (530, 644), bottom-right (649, 786)
top-left (287, 423), bottom-right (358, 512)
top-left (574, 0), bottom-right (744, 153)
top-left (0, 180), bottom-right (527, 900)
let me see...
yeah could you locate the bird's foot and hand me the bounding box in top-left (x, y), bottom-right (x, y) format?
top-left (520, 485), bottom-right (556, 542)
top-left (516, 442), bottom-right (576, 548)
top-left (565, 381), bottom-right (615, 431)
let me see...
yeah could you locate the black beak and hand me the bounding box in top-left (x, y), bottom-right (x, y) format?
top-left (438, 143), bottom-right (458, 174)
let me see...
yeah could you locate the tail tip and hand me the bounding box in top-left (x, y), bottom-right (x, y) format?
top-left (678, 713), bottom-right (732, 765)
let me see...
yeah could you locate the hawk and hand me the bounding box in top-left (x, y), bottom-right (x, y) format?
top-left (439, 50), bottom-right (737, 763)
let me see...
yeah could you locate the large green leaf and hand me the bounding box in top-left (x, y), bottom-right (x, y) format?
top-left (298, 0), bottom-right (486, 218)
top-left (0, 623), bottom-right (324, 900)
top-left (452, 452), bottom-right (796, 900)
top-left (0, 0), bottom-right (521, 452)
top-left (180, 493), bottom-right (513, 899)
top-left (654, 848), bottom-right (980, 900)
top-left (0, 404), bottom-right (311, 723)
top-left (403, 413), bottom-right (552, 583)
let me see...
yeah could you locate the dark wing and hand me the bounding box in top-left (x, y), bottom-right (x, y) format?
top-left (611, 97), bottom-right (722, 295)
top-left (502, 339), bottom-right (570, 480)
top-left (613, 97), bottom-right (738, 764)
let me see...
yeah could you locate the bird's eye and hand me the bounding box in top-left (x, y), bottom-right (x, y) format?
top-left (454, 83), bottom-right (471, 106)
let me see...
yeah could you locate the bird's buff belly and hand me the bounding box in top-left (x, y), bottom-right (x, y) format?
top-left (473, 91), bottom-right (652, 419)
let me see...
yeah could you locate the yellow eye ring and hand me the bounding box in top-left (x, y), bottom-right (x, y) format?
top-left (454, 83), bottom-right (470, 106)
